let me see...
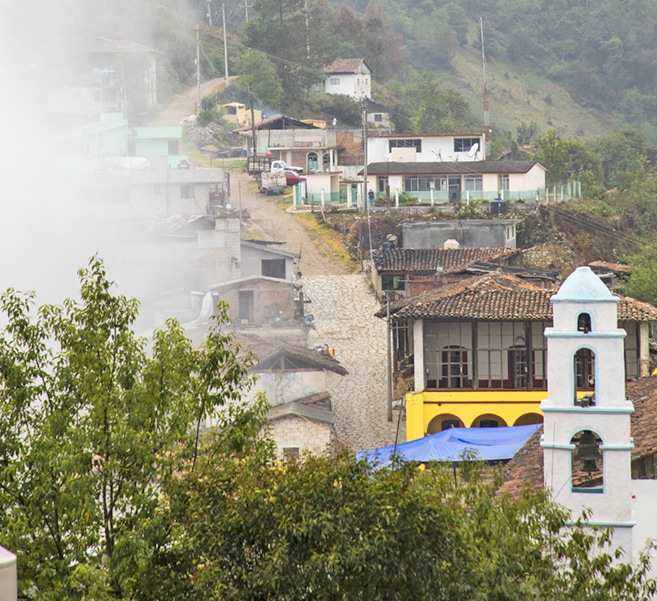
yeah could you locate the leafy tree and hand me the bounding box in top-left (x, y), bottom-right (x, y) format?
top-left (516, 120), bottom-right (537, 146)
top-left (233, 48), bottom-right (284, 109)
top-left (166, 449), bottom-right (656, 601)
top-left (623, 245), bottom-right (657, 304)
top-left (0, 257), bottom-right (265, 600)
top-left (537, 129), bottom-right (569, 189)
top-left (404, 75), bottom-right (479, 134)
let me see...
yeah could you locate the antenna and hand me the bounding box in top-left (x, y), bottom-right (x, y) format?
top-left (480, 16), bottom-right (491, 160)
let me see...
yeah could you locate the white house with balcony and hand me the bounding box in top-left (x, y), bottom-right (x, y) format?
top-left (323, 58), bottom-right (372, 99)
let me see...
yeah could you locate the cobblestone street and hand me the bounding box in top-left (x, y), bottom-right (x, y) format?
top-left (234, 169), bottom-right (403, 451)
top-left (304, 274), bottom-right (402, 451)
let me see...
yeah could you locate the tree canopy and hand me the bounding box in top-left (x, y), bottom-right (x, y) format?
top-left (165, 450), bottom-right (656, 601)
top-left (0, 258), bottom-right (655, 600)
top-left (0, 257), bottom-right (265, 599)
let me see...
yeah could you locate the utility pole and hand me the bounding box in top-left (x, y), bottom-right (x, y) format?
top-left (249, 84), bottom-right (257, 157)
top-left (223, 4), bottom-right (229, 86)
top-left (194, 24), bottom-right (201, 114)
top-left (304, 0), bottom-right (311, 60)
top-left (207, 0), bottom-right (212, 25)
top-left (362, 97), bottom-right (368, 214)
top-left (386, 292), bottom-right (393, 422)
top-left (480, 16), bottom-right (491, 160)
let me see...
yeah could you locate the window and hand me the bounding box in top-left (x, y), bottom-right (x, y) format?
top-left (404, 177), bottom-right (441, 192)
top-left (307, 152), bottom-right (318, 171)
top-left (180, 184), bottom-right (194, 199)
top-left (440, 347), bottom-right (468, 389)
top-left (463, 175), bottom-right (483, 191)
top-left (454, 137), bottom-right (480, 152)
top-left (509, 348), bottom-right (528, 388)
top-left (262, 258), bottom-right (286, 279)
top-left (574, 348), bottom-right (596, 405)
top-left (168, 140), bottom-right (179, 155)
top-left (377, 176), bottom-right (388, 193)
top-left (498, 173), bottom-right (510, 191)
top-left (330, 77), bottom-right (340, 85)
top-left (374, 113), bottom-right (383, 122)
top-left (389, 138), bottom-right (422, 153)
top-left (283, 447), bottom-right (300, 461)
top-left (382, 275), bottom-right (405, 291)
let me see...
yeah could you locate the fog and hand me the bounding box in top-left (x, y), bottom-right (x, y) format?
top-left (0, 1), bottom-right (203, 316)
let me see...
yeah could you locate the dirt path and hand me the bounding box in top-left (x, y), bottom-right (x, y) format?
top-left (230, 169), bottom-right (350, 277)
top-left (150, 77), bottom-right (237, 126)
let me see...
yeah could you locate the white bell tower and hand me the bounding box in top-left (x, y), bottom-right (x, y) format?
top-left (542, 266), bottom-right (634, 556)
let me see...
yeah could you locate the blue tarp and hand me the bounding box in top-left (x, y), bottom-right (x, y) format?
top-left (359, 424), bottom-right (541, 465)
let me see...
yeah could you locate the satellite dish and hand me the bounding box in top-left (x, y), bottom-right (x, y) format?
top-left (467, 143), bottom-right (479, 159)
top-left (332, 118), bottom-right (337, 126)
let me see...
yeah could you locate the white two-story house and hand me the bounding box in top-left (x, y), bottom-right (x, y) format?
top-left (323, 58), bottom-right (372, 99)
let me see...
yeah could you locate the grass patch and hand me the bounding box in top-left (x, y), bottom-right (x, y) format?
top-left (295, 212), bottom-right (357, 272)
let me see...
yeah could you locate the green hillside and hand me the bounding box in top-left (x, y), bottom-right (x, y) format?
top-left (447, 39), bottom-right (616, 141)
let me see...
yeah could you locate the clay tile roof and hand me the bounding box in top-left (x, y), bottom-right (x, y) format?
top-left (324, 58), bottom-right (369, 74)
top-left (500, 375), bottom-right (657, 497)
top-left (372, 248), bottom-right (517, 274)
top-left (383, 271), bottom-right (657, 323)
top-left (234, 332), bottom-right (348, 375)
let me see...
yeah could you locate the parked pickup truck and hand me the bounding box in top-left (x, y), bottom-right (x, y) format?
top-left (270, 160), bottom-right (303, 175)
top-left (258, 169), bottom-right (287, 195)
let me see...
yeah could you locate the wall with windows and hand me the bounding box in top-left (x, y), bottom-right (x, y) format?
top-left (367, 134), bottom-right (484, 163)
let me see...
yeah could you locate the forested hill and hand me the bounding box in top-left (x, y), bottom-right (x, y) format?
top-left (324, 0), bottom-right (657, 143)
top-left (8, 0), bottom-right (657, 145)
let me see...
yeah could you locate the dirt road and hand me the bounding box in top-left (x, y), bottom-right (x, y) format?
top-left (150, 77), bottom-right (237, 126)
top-left (232, 169), bottom-right (350, 277)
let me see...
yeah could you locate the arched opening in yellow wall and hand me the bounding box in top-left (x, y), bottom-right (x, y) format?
top-left (427, 413), bottom-right (464, 434)
top-left (471, 413), bottom-right (507, 428)
top-left (513, 413), bottom-right (543, 426)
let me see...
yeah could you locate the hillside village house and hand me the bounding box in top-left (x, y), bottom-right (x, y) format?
top-left (234, 333), bottom-right (347, 457)
top-left (367, 133), bottom-right (485, 163)
top-left (323, 58), bottom-right (372, 99)
top-left (382, 270), bottom-right (657, 442)
top-left (235, 115), bottom-right (339, 174)
top-left (402, 220), bottom-right (522, 250)
top-left (47, 38), bottom-right (160, 117)
top-left (221, 102), bottom-right (262, 127)
top-left (370, 247), bottom-right (520, 299)
top-left (365, 160), bottom-right (546, 204)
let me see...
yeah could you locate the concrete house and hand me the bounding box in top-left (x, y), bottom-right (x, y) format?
top-left (367, 133), bottom-right (485, 164)
top-left (235, 115), bottom-right (339, 174)
top-left (402, 220), bottom-right (522, 250)
top-left (222, 102), bottom-right (262, 127)
top-left (234, 333), bottom-right (348, 457)
top-left (323, 58), bottom-right (372, 99)
top-left (87, 37), bottom-right (160, 110)
top-left (370, 247), bottom-right (519, 299)
top-left (382, 270), bottom-right (657, 442)
top-left (365, 160), bottom-right (546, 203)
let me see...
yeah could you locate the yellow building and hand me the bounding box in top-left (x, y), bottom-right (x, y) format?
top-left (222, 102), bottom-right (261, 127)
top-left (382, 270), bottom-right (657, 442)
